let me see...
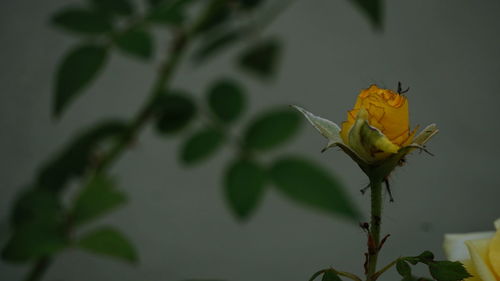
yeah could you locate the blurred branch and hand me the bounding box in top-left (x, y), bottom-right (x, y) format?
top-left (23, 1), bottom-right (227, 280)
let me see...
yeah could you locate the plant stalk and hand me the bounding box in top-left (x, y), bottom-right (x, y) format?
top-left (366, 177), bottom-right (383, 281)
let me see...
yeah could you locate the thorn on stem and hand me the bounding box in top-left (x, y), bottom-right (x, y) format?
top-left (384, 178), bottom-right (394, 202)
top-left (360, 183), bottom-right (370, 194)
top-left (378, 234), bottom-right (391, 251)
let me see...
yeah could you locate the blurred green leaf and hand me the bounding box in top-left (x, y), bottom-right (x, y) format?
top-left (52, 7), bottom-right (113, 34)
top-left (2, 221), bottom-right (67, 263)
top-left (194, 30), bottom-right (241, 62)
top-left (115, 28), bottom-right (154, 59)
top-left (37, 120), bottom-right (127, 192)
top-left (224, 159), bottom-right (267, 220)
top-left (349, 0), bottom-right (382, 29)
top-left (90, 0), bottom-right (134, 16)
top-left (72, 175), bottom-right (127, 225)
top-left (9, 189), bottom-right (63, 229)
top-left (148, 0), bottom-right (197, 26)
top-left (194, 0), bottom-right (232, 34)
top-left (428, 261), bottom-right (472, 281)
top-left (244, 108), bottom-right (301, 151)
top-left (207, 78), bottom-right (245, 123)
top-left (238, 39), bottom-right (281, 79)
top-left (77, 226), bottom-right (137, 263)
top-left (237, 0), bottom-right (265, 10)
top-left (3, 188), bottom-right (67, 263)
top-left (146, 0), bottom-right (163, 7)
top-left (396, 260), bottom-right (412, 278)
top-left (154, 92), bottom-right (197, 134)
top-left (180, 128), bottom-right (225, 165)
top-left (321, 270), bottom-right (342, 281)
top-left (270, 156), bottom-right (360, 221)
top-left (54, 44), bottom-right (108, 117)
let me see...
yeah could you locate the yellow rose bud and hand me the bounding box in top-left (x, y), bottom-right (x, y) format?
top-left (444, 218), bottom-right (500, 281)
top-left (340, 85), bottom-right (415, 151)
top-left (292, 84), bottom-right (438, 177)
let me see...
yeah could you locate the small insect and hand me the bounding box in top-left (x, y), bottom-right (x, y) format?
top-left (397, 81), bottom-right (410, 95)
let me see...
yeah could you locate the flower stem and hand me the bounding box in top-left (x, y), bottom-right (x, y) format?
top-left (366, 177), bottom-right (383, 281)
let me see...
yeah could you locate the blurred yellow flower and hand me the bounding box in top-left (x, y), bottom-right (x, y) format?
top-left (444, 219), bottom-right (500, 281)
top-left (292, 84), bottom-right (438, 173)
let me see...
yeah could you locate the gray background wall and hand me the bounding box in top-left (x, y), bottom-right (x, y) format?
top-left (1, 0), bottom-right (500, 280)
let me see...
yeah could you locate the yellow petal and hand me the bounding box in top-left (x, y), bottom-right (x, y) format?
top-left (494, 218), bottom-right (500, 230)
top-left (466, 238), bottom-right (498, 281)
top-left (461, 259), bottom-right (482, 281)
top-left (444, 232), bottom-right (495, 261)
top-left (488, 230), bottom-right (500, 279)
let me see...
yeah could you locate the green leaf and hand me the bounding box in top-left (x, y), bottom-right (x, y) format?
top-left (2, 221), bottom-right (67, 263)
top-left (54, 44), bottom-right (108, 117)
top-left (77, 226), bottom-right (138, 263)
top-left (9, 188), bottom-right (63, 229)
top-left (224, 159), bottom-right (267, 220)
top-left (236, 0), bottom-right (265, 10)
top-left (37, 120), bottom-right (127, 192)
top-left (270, 156), bottom-right (360, 221)
top-left (244, 108), bottom-right (301, 151)
top-left (403, 251), bottom-right (435, 266)
top-left (52, 7), bottom-right (113, 34)
top-left (349, 0), bottom-right (382, 29)
top-left (193, 0), bottom-right (232, 34)
top-left (90, 0), bottom-right (134, 16)
top-left (3, 188), bottom-right (67, 262)
top-left (154, 92), bottom-right (197, 135)
top-left (115, 28), bottom-right (154, 59)
top-left (207, 78), bottom-right (245, 123)
top-left (428, 261), bottom-right (472, 281)
top-left (396, 260), bottom-right (412, 278)
top-left (194, 30), bottom-right (241, 62)
top-left (146, 0), bottom-right (163, 7)
top-left (147, 0), bottom-right (197, 26)
top-left (322, 270), bottom-right (342, 281)
top-left (72, 175), bottom-right (127, 225)
top-left (180, 128), bottom-right (225, 165)
top-left (238, 39), bottom-right (281, 79)
top-left (418, 251), bottom-right (435, 263)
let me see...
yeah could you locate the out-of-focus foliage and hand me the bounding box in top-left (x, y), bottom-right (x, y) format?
top-left (238, 39), bottom-right (281, 80)
top-left (180, 128), bottom-right (225, 165)
top-left (207, 79), bottom-right (246, 123)
top-left (77, 226), bottom-right (138, 263)
top-left (53, 44), bottom-right (108, 117)
top-left (154, 92), bottom-right (197, 135)
top-left (2, 0), bottom-right (384, 280)
top-left (114, 28), bottom-right (154, 59)
top-left (224, 159), bottom-right (267, 220)
top-left (71, 175), bottom-right (127, 226)
top-left (350, 0), bottom-right (383, 28)
top-left (270, 156), bottom-right (360, 221)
